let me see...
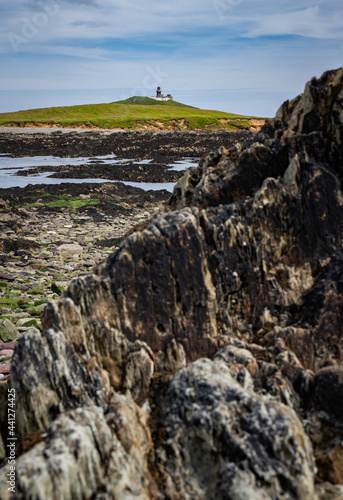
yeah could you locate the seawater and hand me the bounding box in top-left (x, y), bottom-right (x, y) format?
top-left (0, 155), bottom-right (198, 192)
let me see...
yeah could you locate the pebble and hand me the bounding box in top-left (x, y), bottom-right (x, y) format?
top-left (0, 349), bottom-right (14, 356)
top-left (39, 251), bottom-right (53, 259)
top-left (0, 341), bottom-right (16, 350)
top-left (0, 272), bottom-right (16, 281)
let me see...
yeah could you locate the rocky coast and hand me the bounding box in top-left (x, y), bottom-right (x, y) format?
top-left (0, 130), bottom-right (251, 379)
top-left (1, 68), bottom-right (343, 499)
top-left (0, 184), bottom-right (163, 362)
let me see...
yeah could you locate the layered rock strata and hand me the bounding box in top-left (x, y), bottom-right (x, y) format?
top-left (1, 67), bottom-right (343, 499)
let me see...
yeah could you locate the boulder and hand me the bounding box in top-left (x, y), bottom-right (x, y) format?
top-left (153, 358), bottom-right (316, 500)
top-left (0, 319), bottom-right (19, 342)
top-left (57, 243), bottom-right (83, 259)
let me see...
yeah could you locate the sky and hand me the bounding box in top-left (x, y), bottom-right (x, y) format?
top-left (0, 0), bottom-right (342, 117)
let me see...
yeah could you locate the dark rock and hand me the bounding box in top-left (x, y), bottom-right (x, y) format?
top-left (0, 129), bottom-right (253, 160)
top-left (312, 365), bottom-right (343, 420)
top-left (0, 272), bottom-right (15, 281)
top-left (0, 238), bottom-right (40, 253)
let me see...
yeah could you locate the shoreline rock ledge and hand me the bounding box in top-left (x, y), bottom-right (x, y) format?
top-left (1, 67), bottom-right (343, 499)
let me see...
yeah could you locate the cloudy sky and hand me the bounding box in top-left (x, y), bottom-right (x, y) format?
top-left (0, 0), bottom-right (342, 116)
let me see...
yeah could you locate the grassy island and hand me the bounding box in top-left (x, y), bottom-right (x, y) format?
top-left (0, 96), bottom-right (265, 131)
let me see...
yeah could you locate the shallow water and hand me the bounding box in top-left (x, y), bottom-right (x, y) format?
top-left (0, 154), bottom-right (198, 192)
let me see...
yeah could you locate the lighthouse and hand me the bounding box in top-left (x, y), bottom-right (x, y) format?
top-left (152, 87), bottom-right (173, 101)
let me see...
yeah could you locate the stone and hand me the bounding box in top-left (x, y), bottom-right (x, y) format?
top-left (16, 318), bottom-right (40, 329)
top-left (0, 272), bottom-right (15, 281)
top-left (14, 313), bottom-right (32, 320)
top-left (0, 319), bottom-right (19, 342)
top-left (153, 358), bottom-right (316, 499)
top-left (0, 349), bottom-right (14, 356)
top-left (12, 283), bottom-right (30, 291)
top-left (0, 341), bottom-right (16, 350)
top-left (25, 306), bottom-right (42, 317)
top-left (38, 250), bottom-right (53, 259)
top-left (57, 244), bottom-right (83, 259)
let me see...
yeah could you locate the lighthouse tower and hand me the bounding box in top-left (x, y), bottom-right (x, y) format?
top-left (152, 87), bottom-right (173, 101)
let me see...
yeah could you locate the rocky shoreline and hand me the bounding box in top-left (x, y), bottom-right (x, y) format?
top-left (0, 184), bottom-right (165, 378)
top-left (1, 68), bottom-right (343, 499)
top-left (0, 128), bottom-right (253, 159)
top-left (0, 130), bottom-right (252, 380)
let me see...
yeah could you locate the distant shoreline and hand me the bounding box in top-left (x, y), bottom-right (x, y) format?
top-left (0, 119), bottom-right (265, 134)
top-left (0, 126), bottom-right (124, 135)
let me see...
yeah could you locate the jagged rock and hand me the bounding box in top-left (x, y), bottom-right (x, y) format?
top-left (312, 365), bottom-right (343, 420)
top-left (214, 340), bottom-right (300, 409)
top-left (2, 67), bottom-right (343, 497)
top-left (0, 399), bottom-right (152, 500)
top-left (11, 308), bottom-right (156, 439)
top-left (287, 249), bottom-right (343, 370)
top-left (153, 358), bottom-right (316, 499)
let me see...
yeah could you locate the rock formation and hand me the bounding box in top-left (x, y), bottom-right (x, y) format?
top-left (1, 67), bottom-right (343, 499)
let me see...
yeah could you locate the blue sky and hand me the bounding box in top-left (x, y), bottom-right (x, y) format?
top-left (0, 0), bottom-right (342, 117)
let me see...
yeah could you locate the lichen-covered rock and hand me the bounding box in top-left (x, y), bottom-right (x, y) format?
top-left (0, 400), bottom-right (152, 500)
top-left (0, 319), bottom-right (19, 342)
top-left (12, 304), bottom-right (155, 440)
top-left (153, 358), bottom-right (316, 500)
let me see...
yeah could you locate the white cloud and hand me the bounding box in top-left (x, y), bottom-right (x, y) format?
top-left (2, 0), bottom-right (343, 57)
top-left (243, 5), bottom-right (343, 39)
top-left (0, 0), bottom-right (342, 117)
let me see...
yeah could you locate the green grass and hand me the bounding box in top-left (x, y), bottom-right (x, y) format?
top-left (45, 196), bottom-right (100, 209)
top-left (0, 97), bottom-right (265, 130)
top-left (18, 195), bottom-right (100, 210)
